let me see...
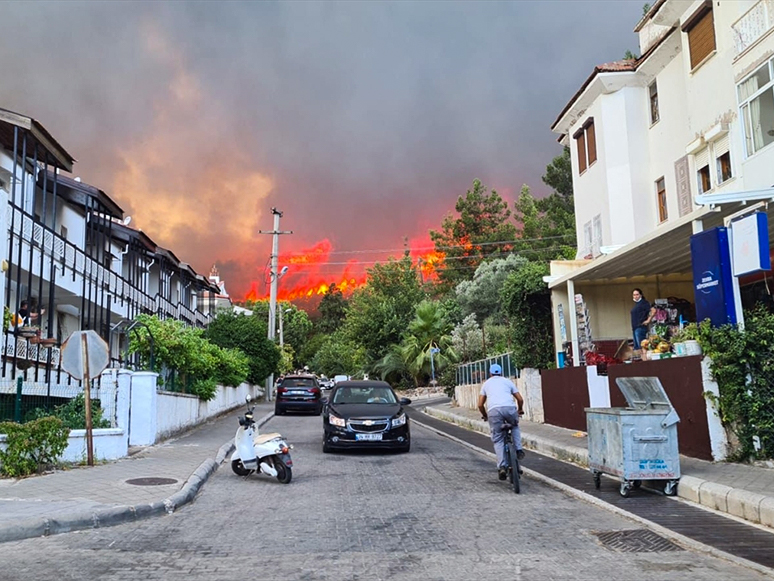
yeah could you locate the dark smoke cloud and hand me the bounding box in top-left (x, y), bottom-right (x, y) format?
top-left (0, 1), bottom-right (643, 297)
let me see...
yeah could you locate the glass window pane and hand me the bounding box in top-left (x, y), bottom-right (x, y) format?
top-left (738, 63), bottom-right (771, 102)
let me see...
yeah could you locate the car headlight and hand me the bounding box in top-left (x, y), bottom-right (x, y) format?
top-left (329, 414), bottom-right (346, 428)
top-left (391, 414), bottom-right (406, 428)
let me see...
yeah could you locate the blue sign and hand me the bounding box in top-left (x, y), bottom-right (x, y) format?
top-left (690, 227), bottom-right (737, 327)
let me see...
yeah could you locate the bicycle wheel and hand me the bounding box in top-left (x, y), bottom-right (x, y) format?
top-left (507, 440), bottom-right (520, 494)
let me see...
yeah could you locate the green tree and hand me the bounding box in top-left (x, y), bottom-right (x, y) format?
top-left (451, 314), bottom-right (484, 363)
top-left (513, 184), bottom-right (576, 261)
top-left (500, 261), bottom-right (553, 369)
top-left (455, 254), bottom-right (529, 323)
top-left (430, 179), bottom-right (518, 291)
top-left (203, 311), bottom-right (280, 385)
top-left (374, 300), bottom-right (457, 386)
top-left (317, 283), bottom-right (348, 334)
top-left (311, 331), bottom-right (366, 377)
top-left (342, 255), bottom-right (425, 367)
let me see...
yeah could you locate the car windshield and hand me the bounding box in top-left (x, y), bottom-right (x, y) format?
top-left (333, 386), bottom-right (397, 404)
top-left (282, 378), bottom-right (316, 388)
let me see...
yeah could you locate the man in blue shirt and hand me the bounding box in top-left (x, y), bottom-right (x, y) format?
top-left (478, 364), bottom-right (525, 481)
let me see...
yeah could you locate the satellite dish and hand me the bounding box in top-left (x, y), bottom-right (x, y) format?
top-left (123, 216), bottom-right (132, 226)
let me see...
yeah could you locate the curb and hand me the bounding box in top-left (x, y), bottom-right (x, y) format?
top-left (411, 414), bottom-right (774, 579)
top-left (0, 410), bottom-right (276, 544)
top-left (423, 406), bottom-right (774, 529)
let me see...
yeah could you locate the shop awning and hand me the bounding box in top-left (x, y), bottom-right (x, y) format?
top-left (548, 198), bottom-right (774, 289)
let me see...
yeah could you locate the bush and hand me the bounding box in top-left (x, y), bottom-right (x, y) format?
top-left (698, 307), bottom-right (774, 460)
top-left (0, 417), bottom-right (70, 477)
top-left (26, 394), bottom-right (110, 430)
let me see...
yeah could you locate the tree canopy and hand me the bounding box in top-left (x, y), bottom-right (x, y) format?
top-left (430, 179), bottom-right (518, 291)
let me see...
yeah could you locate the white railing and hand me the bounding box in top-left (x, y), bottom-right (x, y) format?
top-left (3, 336), bottom-right (61, 367)
top-left (732, 0), bottom-right (774, 56)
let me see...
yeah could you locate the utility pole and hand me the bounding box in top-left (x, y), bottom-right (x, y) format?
top-left (259, 208), bottom-right (292, 401)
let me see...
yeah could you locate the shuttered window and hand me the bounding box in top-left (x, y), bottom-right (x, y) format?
top-left (576, 130), bottom-right (587, 173)
top-left (656, 178), bottom-right (668, 223)
top-left (574, 118), bottom-right (596, 174)
top-left (714, 134), bottom-right (732, 183)
top-left (683, 2), bottom-right (715, 70)
top-left (586, 121), bottom-right (597, 164)
top-left (695, 147), bottom-right (711, 193)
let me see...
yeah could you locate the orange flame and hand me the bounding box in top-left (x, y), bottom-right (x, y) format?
top-left (243, 237), bottom-right (445, 304)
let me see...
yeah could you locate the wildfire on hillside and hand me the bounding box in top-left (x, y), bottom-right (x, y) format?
top-left (242, 236), bottom-right (445, 303)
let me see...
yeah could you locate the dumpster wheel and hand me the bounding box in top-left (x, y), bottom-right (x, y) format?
top-left (620, 481), bottom-right (632, 497)
top-left (593, 472), bottom-right (601, 490)
top-left (664, 479), bottom-right (678, 496)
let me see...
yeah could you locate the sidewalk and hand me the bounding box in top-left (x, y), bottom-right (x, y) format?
top-left (422, 401), bottom-right (774, 530)
top-left (0, 400), bottom-right (274, 543)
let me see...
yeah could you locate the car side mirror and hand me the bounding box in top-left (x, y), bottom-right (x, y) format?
top-left (400, 397), bottom-right (412, 405)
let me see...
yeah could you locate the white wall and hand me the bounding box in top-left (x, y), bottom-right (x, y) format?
top-left (0, 427), bottom-right (127, 467)
top-left (155, 382), bottom-right (257, 442)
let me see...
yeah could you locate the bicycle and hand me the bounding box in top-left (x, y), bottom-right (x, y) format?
top-left (502, 420), bottom-right (521, 494)
top-left (483, 414), bottom-right (521, 494)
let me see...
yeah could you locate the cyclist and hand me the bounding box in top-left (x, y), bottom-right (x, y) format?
top-left (478, 363), bottom-right (525, 481)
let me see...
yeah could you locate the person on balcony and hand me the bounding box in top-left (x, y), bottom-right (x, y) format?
top-left (17, 300), bottom-right (45, 326)
top-left (631, 288), bottom-right (653, 351)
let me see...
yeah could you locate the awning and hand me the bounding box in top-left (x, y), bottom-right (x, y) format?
top-left (548, 199), bottom-right (774, 288)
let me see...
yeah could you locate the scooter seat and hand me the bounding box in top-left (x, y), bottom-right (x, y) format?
top-left (254, 432), bottom-right (282, 445)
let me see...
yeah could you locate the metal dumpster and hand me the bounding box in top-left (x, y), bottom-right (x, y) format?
top-left (585, 376), bottom-right (680, 497)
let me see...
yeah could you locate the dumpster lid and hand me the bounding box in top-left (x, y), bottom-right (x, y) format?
top-left (615, 377), bottom-right (675, 410)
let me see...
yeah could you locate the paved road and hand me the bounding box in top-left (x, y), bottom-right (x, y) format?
top-left (0, 413), bottom-right (768, 581)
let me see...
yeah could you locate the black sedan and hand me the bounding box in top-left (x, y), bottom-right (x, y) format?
top-left (275, 374), bottom-right (323, 415)
top-left (322, 380), bottom-right (411, 453)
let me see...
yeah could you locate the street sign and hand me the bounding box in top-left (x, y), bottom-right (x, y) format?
top-left (61, 330), bottom-right (110, 381)
top-left (60, 330), bottom-right (110, 466)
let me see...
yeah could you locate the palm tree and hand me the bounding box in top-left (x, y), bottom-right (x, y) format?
top-left (375, 301), bottom-right (458, 386)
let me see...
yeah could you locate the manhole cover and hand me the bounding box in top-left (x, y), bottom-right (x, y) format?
top-left (594, 529), bottom-right (683, 553)
top-left (125, 477), bottom-right (179, 486)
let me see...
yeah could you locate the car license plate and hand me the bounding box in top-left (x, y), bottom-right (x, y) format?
top-left (356, 433), bottom-right (382, 441)
top-left (289, 390), bottom-right (306, 395)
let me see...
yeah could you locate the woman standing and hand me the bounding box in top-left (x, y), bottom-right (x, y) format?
top-left (631, 288), bottom-right (652, 350)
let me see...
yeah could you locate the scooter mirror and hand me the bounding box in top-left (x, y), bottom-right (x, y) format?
top-left (245, 395), bottom-right (252, 403)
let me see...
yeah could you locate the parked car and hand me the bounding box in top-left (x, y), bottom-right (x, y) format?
top-left (322, 380), bottom-right (411, 453)
top-left (275, 374), bottom-right (323, 415)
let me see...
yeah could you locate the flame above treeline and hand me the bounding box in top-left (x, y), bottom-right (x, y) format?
top-left (243, 237), bottom-right (444, 303)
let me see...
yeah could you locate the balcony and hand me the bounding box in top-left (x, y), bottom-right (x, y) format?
top-left (732, 0), bottom-right (774, 57)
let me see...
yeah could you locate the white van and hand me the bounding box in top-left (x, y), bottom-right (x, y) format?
top-left (333, 374), bottom-right (350, 384)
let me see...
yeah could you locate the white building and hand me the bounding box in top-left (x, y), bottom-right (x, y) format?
top-left (0, 106), bottom-right (220, 392)
top-left (548, 0), bottom-right (774, 364)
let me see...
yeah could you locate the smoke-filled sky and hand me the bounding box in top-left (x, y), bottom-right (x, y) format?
top-left (0, 1), bottom-right (643, 299)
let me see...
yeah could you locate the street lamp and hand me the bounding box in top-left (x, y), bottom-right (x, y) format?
top-left (430, 347), bottom-right (441, 386)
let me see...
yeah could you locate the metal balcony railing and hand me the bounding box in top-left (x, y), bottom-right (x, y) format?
top-left (7, 203), bottom-right (210, 327)
top-left (732, 0), bottom-right (774, 56)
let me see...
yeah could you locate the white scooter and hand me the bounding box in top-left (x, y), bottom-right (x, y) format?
top-left (231, 395), bottom-right (293, 484)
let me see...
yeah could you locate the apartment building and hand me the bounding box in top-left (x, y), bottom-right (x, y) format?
top-left (547, 0), bottom-right (774, 364)
top-left (0, 107), bottom-right (221, 387)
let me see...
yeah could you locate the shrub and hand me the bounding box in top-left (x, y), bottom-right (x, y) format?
top-left (26, 394), bottom-right (110, 430)
top-left (0, 417), bottom-right (70, 477)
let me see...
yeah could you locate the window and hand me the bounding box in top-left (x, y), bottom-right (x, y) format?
top-left (696, 147), bottom-right (711, 193)
top-left (738, 57), bottom-right (774, 157)
top-left (583, 220), bottom-right (592, 257)
top-left (574, 118), bottom-right (597, 174)
top-left (683, 1), bottom-right (716, 70)
top-left (649, 81), bottom-right (659, 124)
top-left (592, 214), bottom-right (602, 256)
top-left (714, 134), bottom-right (732, 184)
top-left (656, 178), bottom-right (668, 223)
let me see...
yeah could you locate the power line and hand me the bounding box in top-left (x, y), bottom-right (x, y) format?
top-left (279, 234), bottom-right (575, 258)
top-left (285, 245), bottom-right (573, 267)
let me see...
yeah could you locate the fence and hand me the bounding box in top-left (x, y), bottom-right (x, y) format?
top-left (0, 378), bottom-right (102, 424)
top-left (456, 352), bottom-right (517, 386)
